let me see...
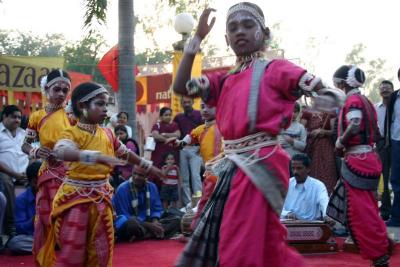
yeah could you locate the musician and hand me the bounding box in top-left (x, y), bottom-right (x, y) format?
top-left (281, 154), bottom-right (329, 221)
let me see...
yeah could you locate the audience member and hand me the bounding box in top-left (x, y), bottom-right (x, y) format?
top-left (281, 154), bottom-right (329, 221)
top-left (117, 111), bottom-right (133, 138)
top-left (175, 101), bottom-right (223, 228)
top-left (7, 161), bottom-right (41, 254)
top-left (160, 152), bottom-right (180, 211)
top-left (301, 97), bottom-right (338, 194)
top-left (375, 80), bottom-right (394, 220)
top-left (150, 107), bottom-right (180, 186)
top-left (279, 102), bottom-right (307, 158)
top-left (112, 125), bottom-right (140, 188)
top-left (173, 97), bottom-right (203, 206)
top-left (0, 105), bottom-right (28, 238)
top-left (0, 191), bottom-right (6, 253)
top-left (113, 166), bottom-right (180, 242)
top-left (385, 69), bottom-right (400, 227)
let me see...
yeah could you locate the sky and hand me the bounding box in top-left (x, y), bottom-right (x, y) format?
top-left (1, 0), bottom-right (399, 87)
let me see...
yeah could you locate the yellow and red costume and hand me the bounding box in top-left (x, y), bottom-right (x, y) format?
top-left (186, 122), bottom-right (223, 229)
top-left (37, 125), bottom-right (123, 267)
top-left (26, 108), bottom-right (70, 265)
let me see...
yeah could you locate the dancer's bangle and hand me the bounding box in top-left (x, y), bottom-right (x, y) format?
top-left (29, 147), bottom-right (39, 159)
top-left (184, 35), bottom-right (202, 55)
top-left (79, 150), bottom-right (100, 165)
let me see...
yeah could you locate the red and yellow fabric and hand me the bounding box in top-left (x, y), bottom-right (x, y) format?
top-left (28, 108), bottom-right (70, 264)
top-left (37, 125), bottom-right (117, 267)
top-left (61, 126), bottom-right (116, 180)
top-left (189, 124), bottom-right (222, 163)
top-left (189, 123), bottom-right (223, 230)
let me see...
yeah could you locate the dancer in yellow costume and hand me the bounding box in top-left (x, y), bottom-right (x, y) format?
top-left (21, 69), bottom-right (71, 265)
top-left (38, 82), bottom-right (163, 267)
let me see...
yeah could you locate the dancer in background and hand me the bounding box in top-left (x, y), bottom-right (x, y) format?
top-left (37, 82), bottom-right (163, 266)
top-left (173, 3), bottom-right (324, 266)
top-left (327, 65), bottom-right (391, 267)
top-left (176, 101), bottom-right (223, 228)
top-left (21, 69), bottom-right (71, 264)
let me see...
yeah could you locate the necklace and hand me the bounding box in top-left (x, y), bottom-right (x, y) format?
top-left (77, 121), bottom-right (98, 135)
top-left (234, 51), bottom-right (266, 73)
top-left (45, 103), bottom-right (63, 113)
top-left (129, 178), bottom-right (151, 221)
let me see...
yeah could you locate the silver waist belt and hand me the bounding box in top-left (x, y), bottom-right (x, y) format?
top-left (346, 145), bottom-right (373, 155)
top-left (64, 177), bottom-right (109, 188)
top-left (224, 132), bottom-right (278, 154)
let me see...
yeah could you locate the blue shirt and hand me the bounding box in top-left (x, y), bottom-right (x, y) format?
top-left (281, 176), bottom-right (329, 221)
top-left (112, 180), bottom-right (163, 229)
top-left (14, 187), bottom-right (36, 235)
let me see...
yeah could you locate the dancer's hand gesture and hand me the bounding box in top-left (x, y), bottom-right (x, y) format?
top-left (195, 8), bottom-right (216, 40)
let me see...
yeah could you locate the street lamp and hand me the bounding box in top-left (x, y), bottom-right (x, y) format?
top-left (173, 13), bottom-right (195, 51)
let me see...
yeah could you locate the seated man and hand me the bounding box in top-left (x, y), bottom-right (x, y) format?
top-left (7, 161), bottom-right (41, 254)
top-left (0, 191), bottom-right (6, 253)
top-left (281, 154), bottom-right (329, 221)
top-left (113, 166), bottom-right (180, 242)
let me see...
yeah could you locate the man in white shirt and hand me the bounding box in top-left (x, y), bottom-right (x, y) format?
top-left (385, 70), bottom-right (400, 226)
top-left (0, 105), bottom-right (28, 237)
top-left (281, 153), bottom-right (329, 221)
top-left (375, 80), bottom-right (394, 220)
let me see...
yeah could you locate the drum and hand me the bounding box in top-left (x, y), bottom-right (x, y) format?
top-left (181, 210), bottom-right (195, 237)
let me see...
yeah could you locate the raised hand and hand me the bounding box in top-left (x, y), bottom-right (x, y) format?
top-left (195, 8), bottom-right (216, 40)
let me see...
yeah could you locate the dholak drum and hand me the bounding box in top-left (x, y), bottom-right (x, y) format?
top-left (282, 220), bottom-right (338, 254)
top-left (181, 210), bottom-right (195, 237)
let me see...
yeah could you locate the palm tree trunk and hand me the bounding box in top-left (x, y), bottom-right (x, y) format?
top-left (118, 0), bottom-right (136, 139)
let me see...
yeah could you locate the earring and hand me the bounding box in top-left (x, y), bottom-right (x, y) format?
top-left (83, 109), bottom-right (88, 118)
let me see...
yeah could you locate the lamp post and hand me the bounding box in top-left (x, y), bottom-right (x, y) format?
top-left (172, 13), bottom-right (195, 51)
top-left (171, 13), bottom-right (202, 115)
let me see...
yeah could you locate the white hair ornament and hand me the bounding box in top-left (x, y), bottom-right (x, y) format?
top-left (346, 65), bottom-right (364, 88)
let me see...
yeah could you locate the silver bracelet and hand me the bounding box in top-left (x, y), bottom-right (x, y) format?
top-left (139, 158), bottom-right (153, 173)
top-left (29, 147), bottom-right (39, 159)
top-left (184, 35), bottom-right (202, 55)
top-left (79, 150), bottom-right (100, 165)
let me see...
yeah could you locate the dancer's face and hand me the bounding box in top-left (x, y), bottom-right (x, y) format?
top-left (226, 10), bottom-right (266, 56)
top-left (82, 93), bottom-right (109, 124)
top-left (200, 102), bottom-right (215, 121)
top-left (47, 81), bottom-right (70, 105)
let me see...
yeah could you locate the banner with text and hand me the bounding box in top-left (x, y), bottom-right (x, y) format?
top-left (0, 56), bottom-right (65, 92)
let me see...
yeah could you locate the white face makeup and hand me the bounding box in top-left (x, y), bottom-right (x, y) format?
top-left (254, 27), bottom-right (262, 41)
top-left (47, 81), bottom-right (70, 104)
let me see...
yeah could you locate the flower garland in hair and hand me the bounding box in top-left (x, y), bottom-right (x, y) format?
top-left (346, 65), bottom-right (364, 88)
top-left (129, 177), bottom-right (151, 221)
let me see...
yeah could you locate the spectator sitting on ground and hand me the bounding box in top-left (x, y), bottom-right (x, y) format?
top-left (7, 161), bottom-right (41, 254)
top-left (112, 166), bottom-right (180, 242)
top-left (0, 191), bottom-right (6, 253)
top-left (0, 105), bottom-right (28, 239)
top-left (281, 153), bottom-right (329, 221)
